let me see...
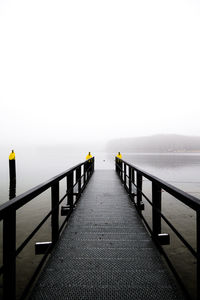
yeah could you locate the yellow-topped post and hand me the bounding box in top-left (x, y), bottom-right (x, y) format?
top-left (86, 152), bottom-right (92, 161)
top-left (116, 152), bottom-right (122, 159)
top-left (9, 150), bottom-right (16, 183)
top-left (85, 152), bottom-right (93, 180)
top-left (116, 152), bottom-right (122, 177)
top-left (9, 150), bottom-right (15, 161)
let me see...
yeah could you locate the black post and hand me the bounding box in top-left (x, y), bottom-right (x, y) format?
top-left (51, 182), bottom-right (59, 244)
top-left (9, 150), bottom-right (16, 181)
top-left (197, 210), bottom-right (200, 300)
top-left (92, 157), bottom-right (95, 173)
top-left (88, 160), bottom-right (91, 179)
top-left (67, 172), bottom-right (74, 208)
top-left (84, 163), bottom-right (87, 186)
top-left (131, 169), bottom-right (135, 190)
top-left (120, 160), bottom-right (123, 181)
top-left (116, 157), bottom-right (119, 175)
top-left (9, 178), bottom-right (16, 200)
top-left (9, 150), bottom-right (16, 200)
top-left (81, 165), bottom-right (84, 189)
top-left (77, 166), bottom-right (81, 195)
top-left (88, 159), bottom-right (92, 178)
top-left (3, 208), bottom-right (16, 300)
top-left (152, 182), bottom-right (162, 237)
top-left (124, 163), bottom-right (126, 186)
top-left (129, 166), bottom-right (132, 194)
top-left (136, 172), bottom-right (142, 207)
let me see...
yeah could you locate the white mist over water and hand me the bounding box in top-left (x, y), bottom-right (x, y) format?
top-left (1, 0), bottom-right (200, 146)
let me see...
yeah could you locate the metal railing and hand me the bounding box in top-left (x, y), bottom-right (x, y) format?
top-left (0, 157), bottom-right (95, 300)
top-left (115, 157), bottom-right (200, 300)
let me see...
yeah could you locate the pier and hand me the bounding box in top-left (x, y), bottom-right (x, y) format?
top-left (0, 157), bottom-right (199, 299)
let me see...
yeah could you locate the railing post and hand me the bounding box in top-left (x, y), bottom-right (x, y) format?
top-left (120, 160), bottom-right (122, 181)
top-left (67, 171), bottom-right (74, 208)
top-left (87, 159), bottom-right (92, 181)
top-left (90, 157), bottom-right (93, 175)
top-left (152, 182), bottom-right (161, 237)
top-left (129, 166), bottom-right (132, 194)
top-left (51, 182), bottom-right (59, 244)
top-left (92, 157), bottom-right (95, 173)
top-left (3, 209), bottom-right (16, 300)
top-left (86, 161), bottom-right (89, 180)
top-left (136, 172), bottom-right (142, 208)
top-left (84, 163), bottom-right (87, 185)
top-left (77, 166), bottom-right (81, 195)
top-left (115, 157), bottom-right (119, 175)
top-left (197, 210), bottom-right (200, 300)
top-left (124, 163), bottom-right (126, 187)
top-left (131, 168), bottom-right (135, 191)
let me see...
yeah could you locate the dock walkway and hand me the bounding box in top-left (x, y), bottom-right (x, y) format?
top-left (31, 170), bottom-right (185, 299)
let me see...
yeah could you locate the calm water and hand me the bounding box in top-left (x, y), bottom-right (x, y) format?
top-left (0, 150), bottom-right (200, 299)
top-left (1, 150), bottom-right (200, 204)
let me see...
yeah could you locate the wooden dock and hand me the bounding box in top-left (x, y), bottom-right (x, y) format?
top-left (30, 170), bottom-right (185, 300)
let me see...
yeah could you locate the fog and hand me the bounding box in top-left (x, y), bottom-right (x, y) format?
top-left (1, 0), bottom-right (200, 149)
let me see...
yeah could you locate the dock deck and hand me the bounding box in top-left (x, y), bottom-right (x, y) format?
top-left (30, 170), bottom-right (185, 299)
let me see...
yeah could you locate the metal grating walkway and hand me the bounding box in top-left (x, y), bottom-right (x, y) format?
top-left (30, 170), bottom-right (185, 300)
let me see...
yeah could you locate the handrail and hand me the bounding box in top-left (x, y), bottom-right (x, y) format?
top-left (0, 161), bottom-right (84, 219)
top-left (119, 159), bottom-right (200, 211)
top-left (0, 157), bottom-right (95, 300)
top-left (115, 157), bottom-right (200, 300)
top-left (124, 172), bottom-right (198, 258)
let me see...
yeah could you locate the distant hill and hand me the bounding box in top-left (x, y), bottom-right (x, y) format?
top-left (106, 134), bottom-right (200, 153)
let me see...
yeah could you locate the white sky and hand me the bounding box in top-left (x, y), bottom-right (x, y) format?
top-left (0, 0), bottom-right (200, 147)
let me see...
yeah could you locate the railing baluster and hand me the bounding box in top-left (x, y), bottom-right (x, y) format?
top-left (129, 166), bottom-right (132, 194)
top-left (136, 172), bottom-right (142, 208)
top-left (51, 182), bottom-right (59, 244)
top-left (87, 160), bottom-right (91, 179)
top-left (67, 171), bottom-right (74, 208)
top-left (124, 163), bottom-right (126, 186)
top-left (152, 182), bottom-right (161, 237)
top-left (3, 208), bottom-right (16, 300)
top-left (77, 166), bottom-right (81, 195)
top-left (120, 160), bottom-right (122, 181)
top-left (87, 161), bottom-right (89, 182)
top-left (131, 168), bottom-right (135, 192)
top-left (84, 163), bottom-right (87, 186)
top-left (93, 157), bottom-right (95, 173)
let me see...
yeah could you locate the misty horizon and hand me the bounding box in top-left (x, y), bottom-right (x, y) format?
top-left (1, 1), bottom-right (200, 148)
top-left (2, 134), bottom-right (200, 156)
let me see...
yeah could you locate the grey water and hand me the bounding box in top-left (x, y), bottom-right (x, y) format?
top-left (1, 150), bottom-right (200, 204)
top-left (1, 150), bottom-right (200, 299)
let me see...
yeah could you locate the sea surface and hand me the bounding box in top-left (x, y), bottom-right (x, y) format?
top-left (0, 150), bottom-right (200, 299)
